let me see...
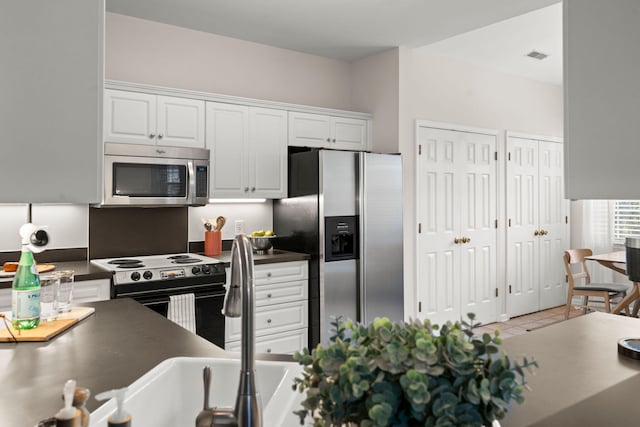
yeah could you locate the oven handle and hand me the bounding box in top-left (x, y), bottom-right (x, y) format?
top-left (125, 289), bottom-right (226, 304)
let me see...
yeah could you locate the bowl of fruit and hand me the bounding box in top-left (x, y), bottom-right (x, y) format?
top-left (249, 230), bottom-right (275, 254)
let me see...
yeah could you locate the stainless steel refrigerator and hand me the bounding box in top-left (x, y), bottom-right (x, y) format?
top-left (274, 149), bottom-right (403, 347)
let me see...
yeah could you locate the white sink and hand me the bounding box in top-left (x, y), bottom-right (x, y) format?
top-left (90, 357), bottom-right (305, 427)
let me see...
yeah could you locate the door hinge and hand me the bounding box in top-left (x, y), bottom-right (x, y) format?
top-left (418, 301), bottom-right (422, 313)
top-left (565, 274), bottom-right (568, 283)
top-left (508, 152), bottom-right (511, 161)
top-left (418, 223), bottom-right (422, 233)
top-left (418, 144), bottom-right (422, 155)
top-left (495, 219), bottom-right (498, 229)
top-left (509, 284), bottom-right (512, 294)
top-left (494, 151), bottom-right (498, 161)
top-left (495, 288), bottom-right (499, 298)
top-left (565, 216), bottom-right (568, 224)
top-left (508, 218), bottom-right (512, 227)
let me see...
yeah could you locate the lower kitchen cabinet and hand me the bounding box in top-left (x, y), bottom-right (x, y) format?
top-left (225, 261), bottom-right (309, 354)
top-left (0, 278), bottom-right (110, 313)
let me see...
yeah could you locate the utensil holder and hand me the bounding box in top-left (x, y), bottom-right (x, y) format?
top-left (204, 231), bottom-right (222, 256)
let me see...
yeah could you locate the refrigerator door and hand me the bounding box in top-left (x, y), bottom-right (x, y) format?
top-left (359, 152), bottom-right (404, 324)
top-left (322, 259), bottom-right (358, 343)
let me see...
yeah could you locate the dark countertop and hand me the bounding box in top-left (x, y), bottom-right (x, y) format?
top-left (0, 250), bottom-right (309, 289)
top-left (501, 312), bottom-right (640, 426)
top-left (0, 298), bottom-right (293, 427)
top-left (208, 249), bottom-right (310, 265)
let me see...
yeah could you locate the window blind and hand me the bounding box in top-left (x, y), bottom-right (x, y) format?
top-left (613, 200), bottom-right (640, 241)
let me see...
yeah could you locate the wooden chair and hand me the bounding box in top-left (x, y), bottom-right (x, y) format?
top-left (563, 249), bottom-right (631, 319)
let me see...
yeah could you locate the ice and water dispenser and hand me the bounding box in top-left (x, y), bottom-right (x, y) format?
top-left (324, 216), bottom-right (358, 262)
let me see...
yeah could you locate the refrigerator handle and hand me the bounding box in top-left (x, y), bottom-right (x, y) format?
top-left (358, 152), bottom-right (366, 323)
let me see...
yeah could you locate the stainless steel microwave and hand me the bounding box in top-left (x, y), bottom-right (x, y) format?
top-left (98, 142), bottom-right (209, 207)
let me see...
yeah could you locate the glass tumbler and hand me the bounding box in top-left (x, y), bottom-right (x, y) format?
top-left (39, 274), bottom-right (59, 322)
top-left (56, 270), bottom-right (75, 313)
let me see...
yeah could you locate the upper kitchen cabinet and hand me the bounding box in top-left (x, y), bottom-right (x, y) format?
top-left (104, 89), bottom-right (205, 148)
top-left (0, 1), bottom-right (104, 203)
top-left (288, 112), bottom-right (371, 151)
top-left (207, 103), bottom-right (287, 199)
top-left (564, 0), bottom-right (640, 199)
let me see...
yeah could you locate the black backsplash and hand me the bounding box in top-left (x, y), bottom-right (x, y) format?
top-left (89, 207), bottom-right (189, 259)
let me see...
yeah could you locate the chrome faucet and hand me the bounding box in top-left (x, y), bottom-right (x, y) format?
top-left (214, 234), bottom-right (262, 427)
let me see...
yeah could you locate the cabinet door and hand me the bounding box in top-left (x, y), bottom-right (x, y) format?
top-left (226, 328), bottom-right (308, 355)
top-left (248, 108), bottom-right (287, 198)
top-left (73, 279), bottom-right (111, 303)
top-left (254, 261), bottom-right (308, 285)
top-left (206, 102), bottom-right (249, 198)
top-left (225, 300), bottom-right (308, 341)
top-left (331, 117), bottom-right (368, 151)
top-left (104, 90), bottom-right (157, 145)
top-left (538, 140), bottom-right (568, 310)
top-left (288, 112), bottom-right (331, 148)
top-left (507, 137), bottom-right (540, 317)
top-left (156, 96), bottom-right (205, 148)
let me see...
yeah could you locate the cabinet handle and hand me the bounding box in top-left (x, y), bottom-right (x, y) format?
top-left (454, 237), bottom-right (461, 244)
top-left (266, 348), bottom-right (271, 353)
top-left (244, 187), bottom-right (249, 192)
top-left (326, 137), bottom-right (331, 142)
top-left (251, 187), bottom-right (255, 192)
top-left (158, 133), bottom-right (164, 139)
top-left (267, 318), bottom-right (272, 324)
top-left (149, 133), bottom-right (155, 138)
top-left (156, 149), bottom-right (166, 155)
top-left (332, 138), bottom-right (336, 143)
top-left (267, 272), bottom-right (272, 277)
top-left (267, 293), bottom-right (272, 298)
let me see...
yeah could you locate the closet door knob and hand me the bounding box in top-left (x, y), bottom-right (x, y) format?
top-left (534, 230), bottom-right (540, 236)
top-left (454, 237), bottom-right (461, 244)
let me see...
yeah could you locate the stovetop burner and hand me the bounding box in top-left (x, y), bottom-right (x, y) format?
top-left (167, 255), bottom-right (190, 260)
top-left (171, 258), bottom-right (201, 264)
top-left (117, 263), bottom-right (145, 269)
top-left (108, 259), bottom-right (142, 265)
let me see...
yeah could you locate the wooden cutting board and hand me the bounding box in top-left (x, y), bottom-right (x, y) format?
top-left (0, 264), bottom-right (56, 278)
top-left (0, 306), bottom-right (95, 342)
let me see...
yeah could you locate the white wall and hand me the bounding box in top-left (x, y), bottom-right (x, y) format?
top-left (188, 202), bottom-right (273, 242)
top-left (398, 48), bottom-right (564, 319)
top-left (106, 13), bottom-right (354, 110)
top-left (351, 48), bottom-right (400, 153)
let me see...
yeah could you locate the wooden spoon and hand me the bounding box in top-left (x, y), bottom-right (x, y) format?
top-left (215, 216), bottom-right (226, 232)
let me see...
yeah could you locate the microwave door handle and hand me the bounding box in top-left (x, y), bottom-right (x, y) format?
top-left (187, 160), bottom-right (196, 205)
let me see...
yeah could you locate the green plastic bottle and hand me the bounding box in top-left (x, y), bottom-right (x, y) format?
top-left (11, 246), bottom-right (40, 329)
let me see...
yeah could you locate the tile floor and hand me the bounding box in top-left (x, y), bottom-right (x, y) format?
top-left (473, 305), bottom-right (587, 339)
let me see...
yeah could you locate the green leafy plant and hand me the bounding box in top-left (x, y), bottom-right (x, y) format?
top-left (292, 314), bottom-right (538, 427)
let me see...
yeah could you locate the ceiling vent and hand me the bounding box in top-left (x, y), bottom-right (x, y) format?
top-left (526, 50), bottom-right (549, 60)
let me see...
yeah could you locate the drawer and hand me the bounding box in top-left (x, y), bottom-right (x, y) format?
top-left (255, 280), bottom-right (307, 307)
top-left (254, 261), bottom-right (308, 285)
top-left (225, 300), bottom-right (308, 342)
top-left (73, 279), bottom-right (111, 303)
top-left (226, 328), bottom-right (308, 355)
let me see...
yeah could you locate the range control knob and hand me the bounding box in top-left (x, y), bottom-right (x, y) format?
top-left (130, 272), bottom-right (141, 281)
top-left (192, 266), bottom-right (201, 275)
top-left (201, 264), bottom-right (211, 274)
top-left (143, 271), bottom-right (153, 280)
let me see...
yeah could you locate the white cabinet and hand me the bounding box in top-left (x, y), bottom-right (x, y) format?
top-left (0, 279), bottom-right (110, 313)
top-left (416, 125), bottom-right (499, 326)
top-left (506, 134), bottom-right (569, 317)
top-left (207, 102), bottom-right (287, 199)
top-left (104, 89), bottom-right (205, 148)
top-left (225, 261), bottom-right (308, 354)
top-left (288, 112), bottom-right (369, 151)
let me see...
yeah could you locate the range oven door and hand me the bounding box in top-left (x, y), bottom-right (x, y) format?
top-left (131, 287), bottom-right (226, 348)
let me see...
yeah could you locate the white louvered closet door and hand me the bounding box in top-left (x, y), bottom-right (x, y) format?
top-left (417, 125), bottom-right (498, 326)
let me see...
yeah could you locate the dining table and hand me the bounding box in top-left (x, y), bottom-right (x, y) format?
top-left (585, 250), bottom-right (639, 315)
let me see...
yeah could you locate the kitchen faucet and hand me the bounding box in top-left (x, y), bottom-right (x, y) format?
top-left (214, 233), bottom-right (262, 427)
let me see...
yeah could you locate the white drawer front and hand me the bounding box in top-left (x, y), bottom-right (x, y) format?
top-left (225, 300), bottom-right (307, 342)
top-left (256, 280), bottom-right (307, 307)
top-left (254, 261), bottom-right (308, 285)
top-left (73, 279), bottom-right (111, 303)
top-left (0, 288), bottom-right (10, 312)
top-left (226, 328), bottom-right (308, 355)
